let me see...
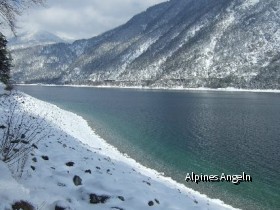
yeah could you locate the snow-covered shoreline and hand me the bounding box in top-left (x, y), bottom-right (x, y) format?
top-left (0, 92), bottom-right (239, 209)
top-left (16, 83), bottom-right (280, 93)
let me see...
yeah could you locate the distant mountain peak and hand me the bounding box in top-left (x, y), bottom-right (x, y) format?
top-left (8, 30), bottom-right (67, 49)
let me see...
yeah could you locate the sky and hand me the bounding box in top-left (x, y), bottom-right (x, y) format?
top-left (6, 0), bottom-right (166, 40)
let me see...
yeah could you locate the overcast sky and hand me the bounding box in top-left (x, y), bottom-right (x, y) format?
top-left (9, 0), bottom-right (166, 40)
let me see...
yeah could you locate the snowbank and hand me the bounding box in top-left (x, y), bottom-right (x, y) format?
top-left (0, 92), bottom-right (239, 210)
top-left (0, 82), bottom-right (5, 95)
top-left (0, 161), bottom-right (30, 210)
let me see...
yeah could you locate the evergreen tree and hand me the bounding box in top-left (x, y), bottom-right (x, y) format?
top-left (0, 0), bottom-right (45, 89)
top-left (0, 32), bottom-right (11, 86)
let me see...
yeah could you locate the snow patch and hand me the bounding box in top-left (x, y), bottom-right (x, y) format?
top-left (241, 0), bottom-right (260, 9)
top-left (0, 82), bottom-right (5, 94)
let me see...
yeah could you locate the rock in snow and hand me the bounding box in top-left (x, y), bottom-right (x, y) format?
top-left (73, 175), bottom-right (82, 186)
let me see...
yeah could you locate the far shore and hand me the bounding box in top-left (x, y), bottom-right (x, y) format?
top-left (15, 83), bottom-right (280, 93)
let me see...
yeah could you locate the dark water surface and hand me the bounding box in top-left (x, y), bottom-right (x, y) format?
top-left (17, 86), bottom-right (280, 210)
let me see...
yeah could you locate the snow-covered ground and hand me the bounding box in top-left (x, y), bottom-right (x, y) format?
top-left (0, 82), bottom-right (6, 95)
top-left (0, 92), bottom-right (238, 210)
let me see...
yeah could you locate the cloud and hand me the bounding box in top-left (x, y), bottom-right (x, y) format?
top-left (16, 0), bottom-right (166, 40)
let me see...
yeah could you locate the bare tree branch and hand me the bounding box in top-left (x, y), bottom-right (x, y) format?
top-left (0, 93), bottom-right (51, 177)
top-left (0, 0), bottom-right (45, 34)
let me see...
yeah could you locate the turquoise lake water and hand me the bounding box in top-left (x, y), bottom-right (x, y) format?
top-left (17, 86), bottom-right (280, 210)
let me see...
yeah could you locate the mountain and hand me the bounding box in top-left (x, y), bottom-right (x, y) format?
top-left (11, 0), bottom-right (280, 89)
top-left (8, 30), bottom-right (67, 50)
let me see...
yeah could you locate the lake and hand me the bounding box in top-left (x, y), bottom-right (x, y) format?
top-left (17, 86), bottom-right (280, 210)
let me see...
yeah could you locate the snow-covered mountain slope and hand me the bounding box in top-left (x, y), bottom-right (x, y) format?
top-left (11, 0), bottom-right (280, 89)
top-left (0, 92), bottom-right (237, 210)
top-left (8, 30), bottom-right (67, 50)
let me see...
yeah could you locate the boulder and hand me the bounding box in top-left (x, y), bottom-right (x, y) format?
top-left (89, 193), bottom-right (110, 204)
top-left (73, 175), bottom-right (82, 186)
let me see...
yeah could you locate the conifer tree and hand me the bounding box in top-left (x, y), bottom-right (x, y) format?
top-left (0, 0), bottom-right (44, 89)
top-left (0, 32), bottom-right (11, 87)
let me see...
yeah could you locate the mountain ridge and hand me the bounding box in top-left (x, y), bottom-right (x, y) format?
top-left (11, 0), bottom-right (280, 89)
top-left (8, 30), bottom-right (68, 50)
